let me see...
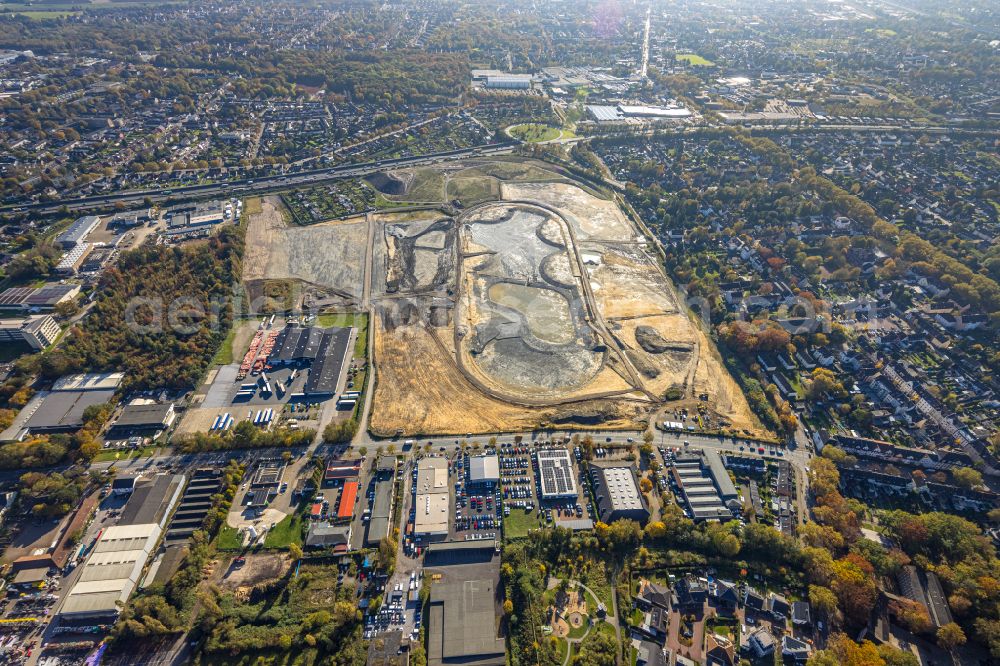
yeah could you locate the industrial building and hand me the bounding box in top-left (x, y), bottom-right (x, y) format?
top-left (0, 283), bottom-right (79, 312)
top-left (55, 242), bottom-right (94, 275)
top-left (586, 104), bottom-right (692, 123)
top-left (590, 461), bottom-right (649, 524)
top-left (1, 372), bottom-right (123, 439)
top-left (485, 75), bottom-right (531, 89)
top-left (118, 474), bottom-right (185, 529)
top-left (109, 209), bottom-right (153, 228)
top-left (269, 323), bottom-right (352, 396)
top-left (247, 461), bottom-right (284, 506)
top-left (896, 565), bottom-right (954, 629)
top-left (305, 522), bottom-right (352, 550)
top-left (59, 523), bottom-right (161, 620)
top-left (366, 456), bottom-right (397, 547)
top-left (536, 448), bottom-right (577, 499)
top-left (670, 452), bottom-right (739, 522)
top-left (467, 454), bottom-right (500, 487)
top-left (56, 215), bottom-right (100, 249)
top-left (60, 473), bottom-right (184, 621)
top-left (0, 314), bottom-right (60, 350)
top-left (162, 469), bottom-right (223, 547)
top-left (424, 541), bottom-right (505, 666)
top-left (109, 402), bottom-right (176, 435)
top-left (324, 458), bottom-right (362, 485)
top-left (414, 457), bottom-right (449, 538)
top-left (164, 200), bottom-right (233, 237)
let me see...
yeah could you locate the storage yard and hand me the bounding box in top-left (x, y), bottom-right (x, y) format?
top-left (176, 316), bottom-right (355, 436)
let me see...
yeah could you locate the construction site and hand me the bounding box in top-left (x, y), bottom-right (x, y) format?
top-left (243, 158), bottom-right (763, 438)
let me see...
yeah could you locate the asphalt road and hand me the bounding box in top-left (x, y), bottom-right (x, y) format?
top-left (0, 143), bottom-right (515, 217)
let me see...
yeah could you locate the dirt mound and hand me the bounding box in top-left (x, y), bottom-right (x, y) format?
top-left (626, 349), bottom-right (660, 379)
top-left (635, 325), bottom-right (694, 354)
top-left (635, 325), bottom-right (671, 353)
top-left (550, 403), bottom-right (619, 425)
top-left (366, 171), bottom-right (406, 195)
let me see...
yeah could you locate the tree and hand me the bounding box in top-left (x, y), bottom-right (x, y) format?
top-left (289, 543), bottom-right (303, 561)
top-left (809, 585), bottom-right (842, 626)
top-left (639, 477), bottom-right (653, 494)
top-left (805, 368), bottom-right (846, 400)
top-left (830, 555), bottom-right (877, 626)
top-left (951, 467), bottom-right (982, 490)
top-left (324, 418), bottom-right (359, 444)
top-left (889, 598), bottom-right (931, 635)
top-left (811, 633), bottom-right (886, 666)
top-left (936, 622), bottom-right (966, 651)
top-left (503, 599), bottom-right (513, 615)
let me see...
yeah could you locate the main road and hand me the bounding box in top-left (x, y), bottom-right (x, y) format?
top-left (0, 143), bottom-right (516, 217)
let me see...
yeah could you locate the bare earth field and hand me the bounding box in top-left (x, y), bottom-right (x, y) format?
top-left (244, 195), bottom-right (366, 303)
top-left (250, 160), bottom-right (764, 437)
top-left (367, 163), bottom-right (762, 437)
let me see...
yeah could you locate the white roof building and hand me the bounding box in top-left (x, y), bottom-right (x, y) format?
top-left (468, 454), bottom-right (499, 485)
top-left (59, 523), bottom-right (161, 619)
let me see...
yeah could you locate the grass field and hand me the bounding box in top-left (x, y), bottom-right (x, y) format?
top-left (8, 10), bottom-right (79, 18)
top-left (242, 196), bottom-right (263, 217)
top-left (94, 445), bottom-right (158, 462)
top-left (503, 507), bottom-right (542, 539)
top-left (508, 123), bottom-right (561, 143)
top-left (216, 525), bottom-right (243, 551)
top-left (676, 53), bottom-right (715, 66)
top-left (315, 311), bottom-right (366, 356)
top-left (213, 324), bottom-right (239, 366)
top-left (263, 512), bottom-right (306, 549)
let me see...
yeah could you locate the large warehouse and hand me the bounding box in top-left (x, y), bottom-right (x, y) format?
top-left (590, 461), bottom-right (649, 524)
top-left (59, 473), bottom-right (184, 621)
top-left (670, 454), bottom-right (738, 522)
top-left (2, 372), bottom-right (123, 440)
top-left (414, 457), bottom-right (449, 538)
top-left (536, 448), bottom-right (577, 499)
top-left (59, 523), bottom-right (161, 620)
top-left (269, 323), bottom-right (352, 396)
top-left (424, 541), bottom-right (505, 666)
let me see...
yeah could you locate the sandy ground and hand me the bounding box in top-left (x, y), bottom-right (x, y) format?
top-left (243, 196), bottom-right (287, 282)
top-left (371, 315), bottom-right (648, 435)
top-left (174, 406), bottom-right (223, 435)
top-left (244, 196), bottom-right (366, 299)
top-left (501, 181), bottom-right (637, 241)
top-left (219, 552), bottom-right (290, 592)
top-left (370, 318), bottom-right (552, 435)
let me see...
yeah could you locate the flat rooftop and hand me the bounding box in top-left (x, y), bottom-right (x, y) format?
top-left (537, 448), bottom-right (577, 498)
top-left (416, 457), bottom-right (449, 495)
top-left (414, 492), bottom-right (449, 535)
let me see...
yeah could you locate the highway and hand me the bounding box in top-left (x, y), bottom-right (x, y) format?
top-left (6, 121), bottom-right (995, 218)
top-left (0, 143), bottom-right (516, 217)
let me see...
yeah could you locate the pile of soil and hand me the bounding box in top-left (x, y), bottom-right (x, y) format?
top-left (635, 325), bottom-right (672, 353)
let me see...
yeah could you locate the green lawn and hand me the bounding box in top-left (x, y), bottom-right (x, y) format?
top-left (12, 10), bottom-right (79, 19)
top-left (676, 53), bottom-right (715, 66)
top-left (94, 445), bottom-right (158, 462)
top-left (503, 507), bottom-right (542, 540)
top-left (212, 322), bottom-right (240, 366)
top-left (216, 525), bottom-right (244, 551)
top-left (263, 512), bottom-right (306, 549)
top-left (508, 123), bottom-right (561, 143)
top-left (568, 616), bottom-right (591, 640)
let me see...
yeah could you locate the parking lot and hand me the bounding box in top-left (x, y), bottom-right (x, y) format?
top-left (453, 452), bottom-right (500, 541)
top-left (366, 570), bottom-right (421, 642)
